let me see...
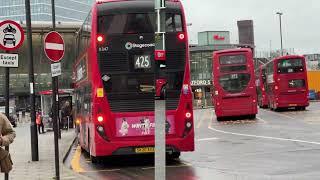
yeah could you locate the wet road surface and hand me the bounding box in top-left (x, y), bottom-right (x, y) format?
top-left (65, 102), bottom-right (320, 180)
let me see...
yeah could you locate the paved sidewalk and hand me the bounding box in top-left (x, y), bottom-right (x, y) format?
top-left (6, 123), bottom-right (88, 180)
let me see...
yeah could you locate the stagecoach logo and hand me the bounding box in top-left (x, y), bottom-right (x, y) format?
top-left (125, 42), bottom-right (155, 50)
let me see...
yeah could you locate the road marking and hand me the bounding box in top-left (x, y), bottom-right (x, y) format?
top-left (208, 126), bottom-right (320, 145)
top-left (256, 116), bottom-right (267, 124)
top-left (62, 177), bottom-right (77, 179)
top-left (141, 163), bottom-right (191, 170)
top-left (71, 146), bottom-right (85, 173)
top-left (197, 137), bottom-right (219, 142)
top-left (260, 109), bottom-right (296, 120)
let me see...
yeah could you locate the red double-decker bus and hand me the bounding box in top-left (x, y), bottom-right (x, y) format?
top-left (266, 55), bottom-right (309, 111)
top-left (257, 65), bottom-right (269, 108)
top-left (212, 48), bottom-right (258, 120)
top-left (73, 0), bottom-right (194, 162)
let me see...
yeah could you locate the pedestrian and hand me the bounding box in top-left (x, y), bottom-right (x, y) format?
top-left (61, 101), bottom-right (72, 129)
top-left (36, 110), bottom-right (45, 134)
top-left (0, 112), bottom-right (16, 173)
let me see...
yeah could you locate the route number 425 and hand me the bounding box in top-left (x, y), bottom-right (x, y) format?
top-left (134, 55), bottom-right (151, 69)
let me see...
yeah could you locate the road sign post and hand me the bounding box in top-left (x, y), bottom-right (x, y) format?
top-left (0, 20), bottom-right (24, 180)
top-left (155, 1), bottom-right (166, 180)
top-left (43, 1), bottom-right (64, 178)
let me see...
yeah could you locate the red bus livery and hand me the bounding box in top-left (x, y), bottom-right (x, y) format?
top-left (266, 55), bottom-right (309, 110)
top-left (212, 48), bottom-right (258, 120)
top-left (257, 65), bottom-right (268, 108)
top-left (73, 0), bottom-right (194, 162)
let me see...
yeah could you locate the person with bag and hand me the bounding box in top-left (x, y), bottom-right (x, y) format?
top-left (0, 112), bottom-right (16, 173)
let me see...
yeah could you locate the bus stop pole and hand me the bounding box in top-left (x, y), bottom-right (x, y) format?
top-left (51, 0), bottom-right (60, 179)
top-left (155, 1), bottom-right (166, 180)
top-left (4, 51), bottom-right (9, 180)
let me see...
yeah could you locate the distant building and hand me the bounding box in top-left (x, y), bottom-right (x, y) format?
top-left (237, 20), bottom-right (255, 46)
top-left (0, 0), bottom-right (93, 22)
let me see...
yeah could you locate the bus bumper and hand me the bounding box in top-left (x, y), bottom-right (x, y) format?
top-left (93, 131), bottom-right (195, 157)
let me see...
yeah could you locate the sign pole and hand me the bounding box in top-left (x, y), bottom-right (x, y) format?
top-left (51, 0), bottom-right (60, 179)
top-left (25, 0), bottom-right (39, 162)
top-left (155, 0), bottom-right (166, 180)
top-left (4, 51), bottom-right (9, 180)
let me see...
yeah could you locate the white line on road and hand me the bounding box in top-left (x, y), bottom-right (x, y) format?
top-left (45, 42), bottom-right (64, 50)
top-left (256, 116), bottom-right (267, 123)
top-left (260, 109), bottom-right (296, 120)
top-left (197, 137), bottom-right (219, 142)
top-left (208, 126), bottom-right (320, 145)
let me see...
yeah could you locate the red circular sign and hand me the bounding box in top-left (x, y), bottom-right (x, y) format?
top-left (0, 20), bottom-right (25, 51)
top-left (44, 31), bottom-right (65, 62)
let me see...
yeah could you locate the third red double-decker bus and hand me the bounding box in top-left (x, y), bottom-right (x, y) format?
top-left (257, 65), bottom-right (269, 108)
top-left (73, 0), bottom-right (194, 162)
top-left (266, 55), bottom-right (309, 111)
top-left (212, 48), bottom-right (258, 120)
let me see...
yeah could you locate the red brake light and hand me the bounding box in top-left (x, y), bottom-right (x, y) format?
top-left (97, 35), bottom-right (104, 43)
top-left (177, 33), bottom-right (185, 41)
top-left (185, 112), bottom-right (192, 119)
top-left (97, 116), bottom-right (104, 122)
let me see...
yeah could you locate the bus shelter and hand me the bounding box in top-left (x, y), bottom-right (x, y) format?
top-left (39, 89), bottom-right (73, 130)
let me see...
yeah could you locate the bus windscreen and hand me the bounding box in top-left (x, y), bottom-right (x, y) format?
top-left (277, 59), bottom-right (304, 73)
top-left (219, 55), bottom-right (247, 65)
top-left (98, 13), bottom-right (183, 34)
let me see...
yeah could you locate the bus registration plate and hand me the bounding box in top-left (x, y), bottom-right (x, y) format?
top-left (135, 147), bottom-right (154, 153)
top-left (289, 104), bottom-right (297, 107)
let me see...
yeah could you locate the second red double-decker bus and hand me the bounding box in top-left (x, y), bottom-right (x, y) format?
top-left (212, 48), bottom-right (258, 120)
top-left (266, 55), bottom-right (309, 111)
top-left (257, 65), bottom-right (269, 108)
top-left (73, 0), bottom-right (194, 162)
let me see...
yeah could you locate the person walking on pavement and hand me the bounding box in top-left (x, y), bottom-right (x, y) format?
top-left (36, 110), bottom-right (45, 134)
top-left (0, 112), bottom-right (16, 173)
top-left (61, 101), bottom-right (72, 129)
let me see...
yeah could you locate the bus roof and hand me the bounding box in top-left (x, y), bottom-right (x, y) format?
top-left (274, 55), bottom-right (305, 61)
top-left (214, 48), bottom-right (252, 55)
top-left (96, 0), bottom-right (181, 4)
top-left (97, 0), bottom-right (182, 15)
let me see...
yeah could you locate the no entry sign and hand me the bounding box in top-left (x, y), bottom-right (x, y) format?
top-left (0, 20), bottom-right (25, 51)
top-left (44, 31), bottom-right (65, 62)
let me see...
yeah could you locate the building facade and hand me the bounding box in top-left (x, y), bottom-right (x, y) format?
top-left (0, 0), bottom-right (93, 22)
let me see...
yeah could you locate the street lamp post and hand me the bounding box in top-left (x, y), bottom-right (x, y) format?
top-left (276, 12), bottom-right (283, 56)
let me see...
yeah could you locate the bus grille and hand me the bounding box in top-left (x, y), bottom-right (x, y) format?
top-left (107, 94), bottom-right (180, 112)
top-left (99, 52), bottom-right (128, 72)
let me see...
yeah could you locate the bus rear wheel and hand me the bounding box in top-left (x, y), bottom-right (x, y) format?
top-left (168, 152), bottom-right (181, 159)
top-left (216, 117), bottom-right (223, 122)
top-left (249, 115), bottom-right (256, 120)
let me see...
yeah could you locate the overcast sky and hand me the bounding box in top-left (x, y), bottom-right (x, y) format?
top-left (180, 0), bottom-right (320, 54)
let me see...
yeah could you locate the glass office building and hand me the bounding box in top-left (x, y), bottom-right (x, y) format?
top-left (0, 0), bottom-right (93, 22)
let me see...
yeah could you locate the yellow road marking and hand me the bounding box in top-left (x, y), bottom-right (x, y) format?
top-left (71, 146), bottom-right (85, 173)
